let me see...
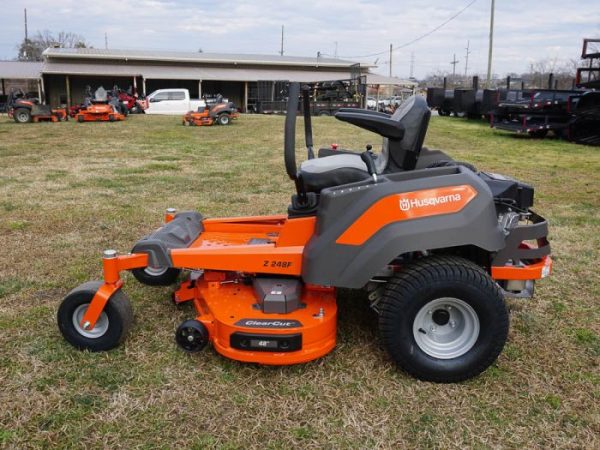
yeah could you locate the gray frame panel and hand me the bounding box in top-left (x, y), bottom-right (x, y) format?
top-left (302, 167), bottom-right (505, 288)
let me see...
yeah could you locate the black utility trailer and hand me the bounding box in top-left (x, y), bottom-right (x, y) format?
top-left (491, 89), bottom-right (581, 138)
top-left (252, 77), bottom-right (365, 116)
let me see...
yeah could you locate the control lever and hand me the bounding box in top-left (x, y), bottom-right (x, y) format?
top-left (361, 148), bottom-right (378, 183)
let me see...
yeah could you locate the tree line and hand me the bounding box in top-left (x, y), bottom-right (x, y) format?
top-left (17, 30), bottom-right (89, 61)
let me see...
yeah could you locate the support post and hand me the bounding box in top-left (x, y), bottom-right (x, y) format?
top-left (243, 81), bottom-right (248, 113)
top-left (1, 78), bottom-right (5, 95)
top-left (142, 77), bottom-right (147, 96)
top-left (548, 73), bottom-right (554, 90)
top-left (40, 76), bottom-right (45, 104)
top-left (506, 76), bottom-right (511, 90)
top-left (37, 78), bottom-right (42, 103)
top-left (198, 80), bottom-right (202, 99)
top-left (133, 76), bottom-right (137, 95)
top-left (486, 0), bottom-right (496, 86)
top-left (65, 75), bottom-right (71, 108)
top-left (375, 84), bottom-right (380, 111)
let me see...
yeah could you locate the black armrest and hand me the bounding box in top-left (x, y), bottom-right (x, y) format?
top-left (337, 108), bottom-right (391, 118)
top-left (334, 111), bottom-right (405, 140)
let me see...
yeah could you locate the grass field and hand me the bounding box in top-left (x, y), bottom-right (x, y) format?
top-left (0, 112), bottom-right (598, 449)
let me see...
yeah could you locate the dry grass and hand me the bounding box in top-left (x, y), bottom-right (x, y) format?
top-left (0, 113), bottom-right (598, 449)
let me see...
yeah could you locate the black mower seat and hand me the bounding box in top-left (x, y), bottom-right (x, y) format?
top-left (299, 95), bottom-right (430, 193)
top-left (300, 153), bottom-right (372, 192)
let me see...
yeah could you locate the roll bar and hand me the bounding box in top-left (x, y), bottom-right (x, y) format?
top-left (284, 82), bottom-right (316, 181)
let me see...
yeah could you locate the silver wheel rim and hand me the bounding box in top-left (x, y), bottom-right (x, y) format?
top-left (72, 304), bottom-right (109, 338)
top-left (144, 266), bottom-right (168, 277)
top-left (17, 112), bottom-right (29, 122)
top-left (412, 297), bottom-right (480, 359)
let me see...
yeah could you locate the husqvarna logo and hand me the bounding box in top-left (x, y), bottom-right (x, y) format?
top-left (399, 193), bottom-right (462, 211)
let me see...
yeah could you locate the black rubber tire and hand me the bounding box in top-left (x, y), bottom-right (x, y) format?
top-left (217, 113), bottom-right (230, 125)
top-left (318, 111), bottom-right (330, 116)
top-left (131, 267), bottom-right (181, 286)
top-left (427, 160), bottom-right (478, 172)
top-left (77, 115), bottom-right (85, 123)
top-left (175, 319), bottom-right (209, 352)
top-left (57, 281), bottom-right (133, 352)
top-left (379, 255), bottom-right (509, 383)
top-left (13, 107), bottom-right (32, 123)
top-left (108, 114), bottom-right (116, 122)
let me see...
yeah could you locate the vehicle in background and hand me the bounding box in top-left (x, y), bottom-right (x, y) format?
top-left (142, 89), bottom-right (205, 115)
top-left (366, 96), bottom-right (377, 109)
top-left (182, 94), bottom-right (240, 126)
top-left (7, 89), bottom-right (68, 123)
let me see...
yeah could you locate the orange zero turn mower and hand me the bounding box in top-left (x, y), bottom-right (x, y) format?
top-left (183, 95), bottom-right (240, 126)
top-left (58, 83), bottom-right (552, 382)
top-left (74, 86), bottom-right (126, 123)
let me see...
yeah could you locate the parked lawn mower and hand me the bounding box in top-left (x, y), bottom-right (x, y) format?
top-left (58, 83), bottom-right (552, 382)
top-left (7, 89), bottom-right (68, 123)
top-left (183, 94), bottom-right (239, 126)
top-left (74, 86), bottom-right (126, 123)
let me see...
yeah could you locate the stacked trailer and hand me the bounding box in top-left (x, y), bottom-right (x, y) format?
top-left (491, 89), bottom-right (580, 138)
top-left (570, 39), bottom-right (600, 145)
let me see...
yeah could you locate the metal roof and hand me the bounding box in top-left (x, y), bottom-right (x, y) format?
top-left (43, 47), bottom-right (366, 69)
top-left (0, 61), bottom-right (42, 79)
top-left (41, 61), bottom-right (357, 82)
top-left (365, 73), bottom-right (418, 86)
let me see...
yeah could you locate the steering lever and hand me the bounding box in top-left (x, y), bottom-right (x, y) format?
top-left (361, 148), bottom-right (378, 183)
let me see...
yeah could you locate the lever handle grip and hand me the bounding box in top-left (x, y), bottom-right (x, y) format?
top-left (361, 151), bottom-right (377, 177)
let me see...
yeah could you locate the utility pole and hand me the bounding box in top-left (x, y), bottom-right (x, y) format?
top-left (464, 40), bottom-right (471, 78)
top-left (450, 53), bottom-right (459, 84)
top-left (280, 25), bottom-right (284, 56)
top-left (486, 0), bottom-right (495, 85)
top-left (24, 8), bottom-right (28, 41)
top-left (105, 32), bottom-right (108, 49)
top-left (389, 43), bottom-right (393, 77)
top-left (410, 52), bottom-right (415, 79)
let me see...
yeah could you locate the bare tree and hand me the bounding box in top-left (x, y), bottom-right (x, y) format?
top-left (17, 30), bottom-right (88, 61)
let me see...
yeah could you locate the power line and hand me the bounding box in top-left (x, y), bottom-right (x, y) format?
top-left (328, 0), bottom-right (478, 59)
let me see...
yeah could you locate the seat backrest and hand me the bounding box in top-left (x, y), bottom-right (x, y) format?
top-left (381, 95), bottom-right (431, 172)
top-left (94, 87), bottom-right (108, 102)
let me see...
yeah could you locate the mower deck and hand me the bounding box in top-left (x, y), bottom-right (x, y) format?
top-left (174, 274), bottom-right (337, 364)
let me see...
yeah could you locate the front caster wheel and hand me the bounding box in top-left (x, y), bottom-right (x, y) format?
top-left (379, 256), bottom-right (509, 383)
top-left (131, 266), bottom-right (181, 286)
top-left (176, 319), bottom-right (209, 352)
top-left (57, 281), bottom-right (133, 351)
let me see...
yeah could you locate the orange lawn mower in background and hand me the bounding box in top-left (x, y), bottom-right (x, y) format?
top-left (183, 94), bottom-right (240, 126)
top-left (58, 82), bottom-right (552, 383)
top-left (74, 86), bottom-right (126, 123)
top-left (7, 89), bottom-right (68, 123)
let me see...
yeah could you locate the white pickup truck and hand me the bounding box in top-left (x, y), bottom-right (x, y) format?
top-left (142, 89), bottom-right (205, 115)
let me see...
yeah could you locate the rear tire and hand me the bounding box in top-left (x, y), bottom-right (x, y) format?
top-left (57, 281), bottom-right (133, 352)
top-left (108, 114), bottom-right (116, 122)
top-left (217, 114), bottom-right (230, 125)
top-left (132, 266), bottom-right (181, 286)
top-left (77, 115), bottom-right (85, 123)
top-left (14, 108), bottom-right (31, 123)
top-left (379, 256), bottom-right (508, 382)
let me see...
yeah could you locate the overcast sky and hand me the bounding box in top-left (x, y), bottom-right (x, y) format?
top-left (1, 0), bottom-right (598, 78)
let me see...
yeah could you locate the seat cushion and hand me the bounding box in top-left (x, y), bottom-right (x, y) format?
top-left (299, 154), bottom-right (371, 192)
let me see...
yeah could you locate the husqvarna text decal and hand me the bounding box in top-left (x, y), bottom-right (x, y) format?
top-left (336, 185), bottom-right (477, 245)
